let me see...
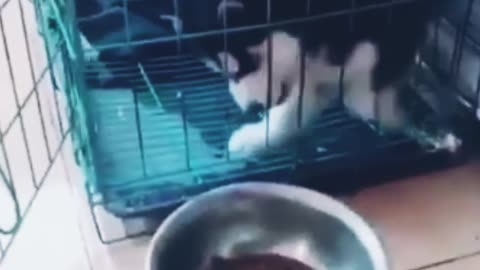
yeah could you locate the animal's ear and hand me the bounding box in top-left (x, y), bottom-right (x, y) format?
top-left (216, 52), bottom-right (239, 75)
top-left (217, 0), bottom-right (245, 22)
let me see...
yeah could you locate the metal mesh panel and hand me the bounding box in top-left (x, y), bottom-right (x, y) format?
top-left (0, 0), bottom-right (75, 262)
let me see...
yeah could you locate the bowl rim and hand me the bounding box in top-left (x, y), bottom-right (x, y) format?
top-left (145, 182), bottom-right (389, 270)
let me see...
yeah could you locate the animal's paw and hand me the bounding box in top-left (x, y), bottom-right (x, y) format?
top-left (228, 125), bottom-right (267, 159)
top-left (431, 132), bottom-right (462, 153)
top-left (410, 128), bottom-right (462, 153)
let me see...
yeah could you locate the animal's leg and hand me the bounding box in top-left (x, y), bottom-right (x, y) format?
top-left (375, 86), bottom-right (462, 152)
top-left (228, 82), bottom-right (332, 158)
top-left (228, 99), bottom-right (297, 158)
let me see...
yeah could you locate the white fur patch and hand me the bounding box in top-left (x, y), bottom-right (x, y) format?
top-left (225, 33), bottom-right (382, 158)
top-left (228, 98), bottom-right (302, 157)
top-left (434, 133), bottom-right (462, 153)
top-left (218, 52), bottom-right (240, 75)
top-left (342, 42), bottom-right (379, 121)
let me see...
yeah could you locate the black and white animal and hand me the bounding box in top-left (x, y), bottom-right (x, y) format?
top-left (189, 0), bottom-right (459, 158)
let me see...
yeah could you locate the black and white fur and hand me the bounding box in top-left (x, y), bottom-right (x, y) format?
top-left (197, 0), bottom-right (457, 157)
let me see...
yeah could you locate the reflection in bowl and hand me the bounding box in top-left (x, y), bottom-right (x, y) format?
top-left (145, 182), bottom-right (389, 270)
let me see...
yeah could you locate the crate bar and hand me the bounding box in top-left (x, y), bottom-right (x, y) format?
top-left (475, 68), bottom-right (480, 119)
top-left (433, 19), bottom-right (440, 69)
top-left (122, 0), bottom-right (131, 45)
top-left (293, 0), bottom-right (311, 164)
top-left (45, 0), bottom-right (76, 60)
top-left (137, 63), bottom-right (192, 171)
top-left (375, 0), bottom-right (393, 124)
top-left (136, 63), bottom-right (156, 176)
top-left (133, 92), bottom-right (148, 178)
top-left (0, 134), bottom-right (14, 189)
top-left (265, 0), bottom-right (273, 148)
top-left (221, 0), bottom-right (231, 161)
top-left (388, 0), bottom-right (394, 25)
top-left (0, 10), bottom-right (38, 188)
top-left (173, 0), bottom-right (182, 53)
top-left (33, 0), bottom-right (65, 135)
top-left (0, 163), bottom-right (20, 235)
top-left (450, 0), bottom-right (474, 79)
top-left (64, 0), bottom-right (101, 191)
top-left (338, 0), bottom-right (358, 108)
top-left (297, 0), bottom-right (309, 130)
top-left (224, 109), bottom-right (232, 161)
top-left (0, 62), bottom-right (54, 138)
top-left (17, 0), bottom-right (53, 162)
top-left (0, 0), bottom-right (12, 11)
top-left (179, 91), bottom-right (192, 170)
top-left (452, 0), bottom-right (475, 77)
top-left (171, 0), bottom-right (190, 169)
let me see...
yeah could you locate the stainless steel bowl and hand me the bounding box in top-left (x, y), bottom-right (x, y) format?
top-left (145, 183), bottom-right (389, 270)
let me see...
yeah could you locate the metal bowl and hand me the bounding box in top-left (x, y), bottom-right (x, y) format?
top-left (145, 182), bottom-right (389, 270)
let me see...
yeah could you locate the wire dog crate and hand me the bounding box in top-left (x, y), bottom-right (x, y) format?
top-left (2, 0), bottom-right (479, 250)
top-left (60, 0), bottom-right (480, 241)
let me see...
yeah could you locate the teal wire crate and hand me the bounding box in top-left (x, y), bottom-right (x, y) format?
top-left (38, 0), bottom-right (480, 243)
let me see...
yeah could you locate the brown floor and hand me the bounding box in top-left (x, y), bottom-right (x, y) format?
top-left (348, 160), bottom-right (480, 270)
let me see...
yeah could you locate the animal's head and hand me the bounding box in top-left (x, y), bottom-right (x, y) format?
top-left (201, 1), bottom-right (308, 112)
top-left (213, 32), bottom-right (302, 112)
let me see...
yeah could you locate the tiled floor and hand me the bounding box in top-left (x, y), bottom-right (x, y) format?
top-left (1, 0), bottom-right (480, 269)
